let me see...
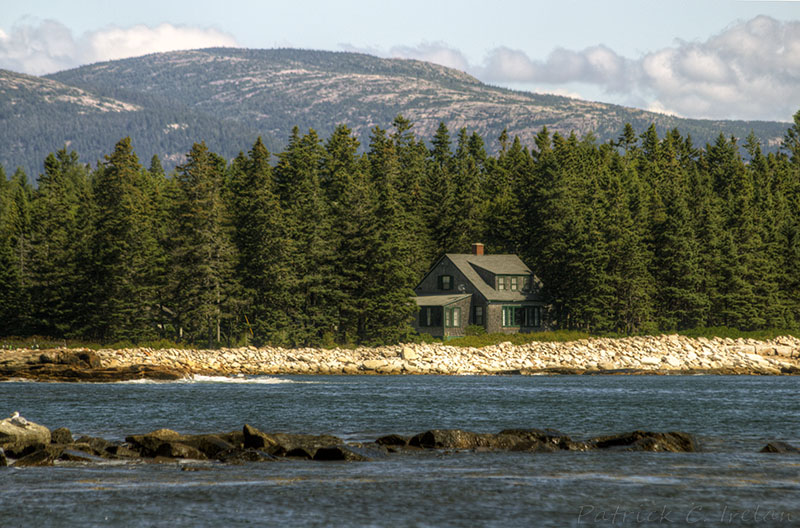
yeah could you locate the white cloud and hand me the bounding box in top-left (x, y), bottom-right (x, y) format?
top-left (0, 20), bottom-right (238, 75)
top-left (475, 16), bottom-right (800, 121)
top-left (388, 42), bottom-right (470, 72)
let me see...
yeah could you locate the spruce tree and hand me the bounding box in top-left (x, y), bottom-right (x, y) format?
top-left (274, 128), bottom-right (336, 345)
top-left (172, 142), bottom-right (237, 346)
top-left (28, 148), bottom-right (93, 337)
top-left (228, 137), bottom-right (294, 345)
top-left (363, 127), bottom-right (417, 344)
top-left (87, 138), bottom-right (160, 342)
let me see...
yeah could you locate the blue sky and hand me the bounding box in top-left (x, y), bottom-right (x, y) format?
top-left (2, 0), bottom-right (799, 121)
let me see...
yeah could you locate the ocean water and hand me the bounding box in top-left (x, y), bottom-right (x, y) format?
top-left (1, 375), bottom-right (798, 527)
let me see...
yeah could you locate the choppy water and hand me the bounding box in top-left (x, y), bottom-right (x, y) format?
top-left (1, 375), bottom-right (798, 527)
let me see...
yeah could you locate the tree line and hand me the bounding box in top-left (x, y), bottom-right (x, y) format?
top-left (1, 113), bottom-right (800, 346)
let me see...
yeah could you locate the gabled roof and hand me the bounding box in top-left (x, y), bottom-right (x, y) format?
top-left (414, 293), bottom-right (472, 306)
top-left (444, 253), bottom-right (542, 302)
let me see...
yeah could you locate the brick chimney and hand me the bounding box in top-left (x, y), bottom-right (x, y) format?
top-left (472, 242), bottom-right (485, 256)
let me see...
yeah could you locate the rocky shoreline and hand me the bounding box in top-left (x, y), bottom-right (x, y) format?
top-left (1, 334), bottom-right (800, 382)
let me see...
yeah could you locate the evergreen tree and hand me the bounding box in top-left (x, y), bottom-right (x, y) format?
top-left (363, 127), bottom-right (417, 343)
top-left (322, 125), bottom-right (381, 343)
top-left (274, 128), bottom-right (336, 345)
top-left (88, 137), bottom-right (160, 342)
top-left (171, 142), bottom-right (238, 346)
top-left (228, 137), bottom-right (294, 345)
top-left (0, 169), bottom-right (33, 333)
top-left (28, 148), bottom-right (93, 337)
top-left (422, 122), bottom-right (456, 255)
top-left (450, 128), bottom-right (485, 251)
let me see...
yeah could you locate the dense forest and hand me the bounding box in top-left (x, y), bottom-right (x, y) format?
top-left (2, 112), bottom-right (800, 347)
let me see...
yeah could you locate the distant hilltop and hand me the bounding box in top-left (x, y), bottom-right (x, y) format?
top-left (0, 47), bottom-right (791, 178)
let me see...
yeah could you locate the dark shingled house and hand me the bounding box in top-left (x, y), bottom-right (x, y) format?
top-left (412, 243), bottom-right (546, 338)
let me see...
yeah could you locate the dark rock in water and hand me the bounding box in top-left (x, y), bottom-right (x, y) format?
top-left (243, 424), bottom-right (278, 450)
top-left (51, 427), bottom-right (73, 444)
top-left (74, 435), bottom-right (118, 457)
top-left (59, 448), bottom-right (107, 463)
top-left (0, 447), bottom-right (7, 467)
top-left (589, 431), bottom-right (697, 452)
top-left (218, 448), bottom-right (277, 464)
top-left (495, 428), bottom-right (589, 451)
top-left (155, 442), bottom-right (207, 460)
top-left (126, 429), bottom-right (184, 457)
top-left (180, 434), bottom-right (236, 459)
top-left (106, 444), bottom-right (140, 458)
top-left (266, 433), bottom-right (344, 459)
top-left (409, 429), bottom-right (493, 450)
top-left (760, 441), bottom-right (800, 454)
top-left (313, 446), bottom-right (370, 462)
top-left (5, 442), bottom-right (48, 459)
top-left (375, 434), bottom-right (409, 447)
top-left (14, 444), bottom-right (64, 467)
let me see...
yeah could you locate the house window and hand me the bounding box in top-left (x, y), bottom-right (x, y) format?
top-left (522, 306), bottom-right (542, 327)
top-left (420, 307), bottom-right (442, 327)
top-left (510, 277), bottom-right (518, 291)
top-left (497, 276), bottom-right (506, 290)
top-left (438, 275), bottom-right (453, 290)
top-left (522, 276), bottom-right (531, 292)
top-left (502, 306), bottom-right (520, 327)
top-left (473, 305), bottom-right (484, 326)
top-left (445, 306), bottom-right (461, 328)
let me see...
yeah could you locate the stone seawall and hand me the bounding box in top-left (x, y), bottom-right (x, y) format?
top-left (90, 335), bottom-right (800, 376)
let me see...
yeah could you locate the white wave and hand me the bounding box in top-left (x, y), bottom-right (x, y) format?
top-left (182, 374), bottom-right (314, 384)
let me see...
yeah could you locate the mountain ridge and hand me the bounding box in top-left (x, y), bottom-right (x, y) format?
top-left (0, 47), bottom-right (791, 179)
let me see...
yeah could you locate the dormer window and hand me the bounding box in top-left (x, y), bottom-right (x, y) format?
top-left (438, 275), bottom-right (453, 290)
top-left (522, 276), bottom-right (531, 292)
top-left (510, 277), bottom-right (518, 291)
top-left (497, 276), bottom-right (506, 290)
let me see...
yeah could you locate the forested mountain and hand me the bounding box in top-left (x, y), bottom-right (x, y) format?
top-left (0, 48), bottom-right (791, 180)
top-left (2, 116), bottom-right (800, 345)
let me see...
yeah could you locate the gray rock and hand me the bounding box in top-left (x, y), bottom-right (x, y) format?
top-left (0, 416), bottom-right (51, 454)
top-left (0, 447), bottom-right (6, 467)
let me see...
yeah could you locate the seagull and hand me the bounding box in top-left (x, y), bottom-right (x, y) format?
top-left (10, 411), bottom-right (29, 427)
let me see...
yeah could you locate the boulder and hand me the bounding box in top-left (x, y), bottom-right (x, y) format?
top-left (73, 436), bottom-right (118, 457)
top-left (0, 415), bottom-right (51, 454)
top-left (242, 424), bottom-right (278, 450)
top-left (409, 429), bottom-right (492, 450)
top-left (267, 433), bottom-right (344, 459)
top-left (217, 448), bottom-right (276, 464)
top-left (760, 442), bottom-right (800, 454)
top-left (589, 431), bottom-right (697, 452)
top-left (155, 442), bottom-right (207, 460)
top-left (0, 448), bottom-right (6, 467)
top-left (375, 434), bottom-right (409, 447)
top-left (125, 429), bottom-right (183, 457)
top-left (401, 347), bottom-right (418, 361)
top-left (13, 444), bottom-right (64, 467)
top-left (362, 359), bottom-right (387, 371)
top-left (180, 434), bottom-right (237, 459)
top-left (495, 429), bottom-right (589, 452)
top-left (51, 427), bottom-right (73, 444)
top-left (313, 445), bottom-right (370, 461)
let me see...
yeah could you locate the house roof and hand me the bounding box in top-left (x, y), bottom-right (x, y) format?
top-left (445, 253), bottom-right (543, 302)
top-left (414, 294), bottom-right (472, 306)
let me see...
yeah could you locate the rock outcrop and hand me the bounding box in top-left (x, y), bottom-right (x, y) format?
top-left (0, 414), bottom-right (51, 456)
